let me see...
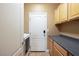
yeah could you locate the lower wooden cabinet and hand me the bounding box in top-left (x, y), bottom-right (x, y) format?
top-left (54, 46), bottom-right (63, 56)
top-left (47, 36), bottom-right (54, 56)
top-left (54, 42), bottom-right (68, 56)
top-left (68, 52), bottom-right (73, 56)
top-left (48, 37), bottom-right (72, 56)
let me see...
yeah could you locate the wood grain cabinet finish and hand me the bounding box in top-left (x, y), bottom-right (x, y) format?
top-left (54, 6), bottom-right (60, 24)
top-left (55, 3), bottom-right (79, 24)
top-left (47, 37), bottom-right (73, 56)
top-left (68, 52), bottom-right (73, 56)
top-left (47, 37), bottom-right (54, 56)
top-left (54, 42), bottom-right (68, 56)
top-left (54, 46), bottom-right (63, 56)
top-left (59, 3), bottom-right (68, 23)
top-left (47, 37), bottom-right (50, 49)
top-left (68, 3), bottom-right (79, 20)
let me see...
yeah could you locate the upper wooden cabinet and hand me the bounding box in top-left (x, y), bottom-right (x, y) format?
top-left (59, 3), bottom-right (68, 23)
top-left (54, 3), bottom-right (68, 24)
top-left (68, 3), bottom-right (79, 20)
top-left (54, 6), bottom-right (60, 24)
top-left (54, 3), bottom-right (79, 24)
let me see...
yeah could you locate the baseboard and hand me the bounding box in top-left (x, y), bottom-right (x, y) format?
top-left (12, 47), bottom-right (24, 56)
top-left (45, 49), bottom-right (49, 52)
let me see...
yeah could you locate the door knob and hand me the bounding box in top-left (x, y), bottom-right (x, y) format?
top-left (43, 30), bottom-right (45, 34)
top-left (43, 30), bottom-right (46, 37)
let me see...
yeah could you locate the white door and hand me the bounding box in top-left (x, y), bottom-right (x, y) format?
top-left (29, 11), bottom-right (47, 51)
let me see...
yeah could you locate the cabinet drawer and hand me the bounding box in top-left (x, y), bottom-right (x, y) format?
top-left (54, 42), bottom-right (68, 56)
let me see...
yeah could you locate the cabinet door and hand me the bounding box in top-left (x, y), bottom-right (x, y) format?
top-left (50, 42), bottom-right (53, 56)
top-left (59, 3), bottom-right (67, 23)
top-left (68, 3), bottom-right (79, 20)
top-left (54, 46), bottom-right (63, 56)
top-left (47, 37), bottom-right (50, 49)
top-left (47, 37), bottom-right (54, 56)
top-left (49, 39), bottom-right (54, 56)
top-left (55, 6), bottom-right (60, 24)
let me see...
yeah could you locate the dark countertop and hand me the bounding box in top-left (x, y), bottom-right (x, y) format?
top-left (50, 35), bottom-right (79, 56)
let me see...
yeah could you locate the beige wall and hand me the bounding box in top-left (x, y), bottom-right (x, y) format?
top-left (24, 3), bottom-right (59, 35)
top-left (0, 3), bottom-right (23, 55)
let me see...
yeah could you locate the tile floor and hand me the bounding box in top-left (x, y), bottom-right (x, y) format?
top-left (27, 51), bottom-right (50, 56)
